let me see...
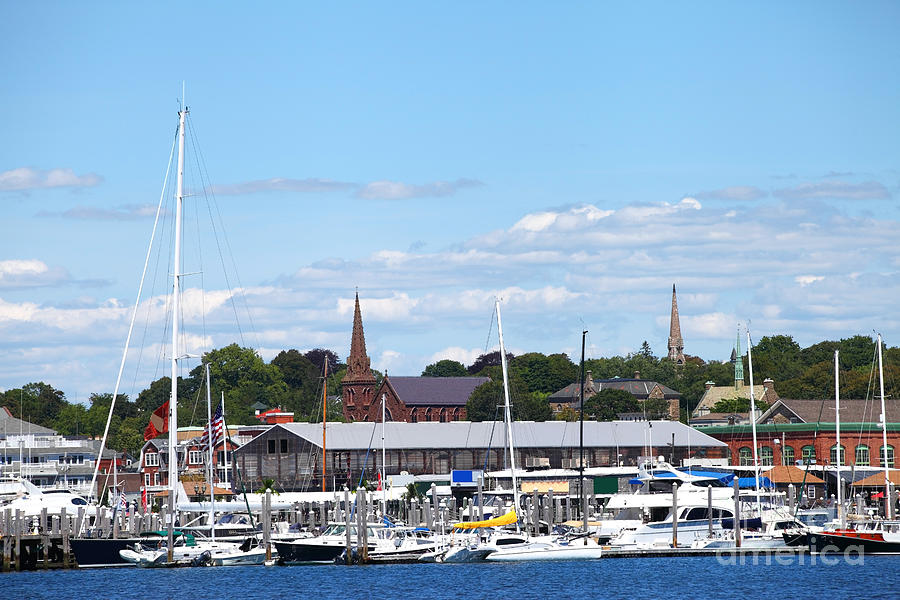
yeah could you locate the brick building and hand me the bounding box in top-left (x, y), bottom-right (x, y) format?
top-left (341, 293), bottom-right (488, 423)
top-left (695, 397), bottom-right (900, 469)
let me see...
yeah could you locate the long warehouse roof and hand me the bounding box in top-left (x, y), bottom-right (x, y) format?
top-left (270, 420), bottom-right (726, 451)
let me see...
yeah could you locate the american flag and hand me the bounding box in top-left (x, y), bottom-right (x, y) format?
top-left (200, 400), bottom-right (225, 448)
top-left (118, 489), bottom-right (128, 513)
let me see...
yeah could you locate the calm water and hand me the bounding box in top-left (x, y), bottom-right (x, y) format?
top-left (3, 556), bottom-right (897, 600)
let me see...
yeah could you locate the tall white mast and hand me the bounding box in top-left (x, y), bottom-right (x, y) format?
top-left (167, 99), bottom-right (187, 561)
top-left (496, 299), bottom-right (519, 531)
top-left (206, 364), bottom-right (215, 542)
top-left (381, 393), bottom-right (387, 516)
top-left (877, 334), bottom-right (892, 520)
top-left (834, 350), bottom-right (844, 528)
top-left (746, 328), bottom-right (762, 517)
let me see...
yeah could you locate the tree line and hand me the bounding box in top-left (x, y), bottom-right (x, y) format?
top-left (3, 334), bottom-right (899, 457)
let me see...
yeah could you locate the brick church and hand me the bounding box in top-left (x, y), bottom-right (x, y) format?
top-left (341, 293), bottom-right (488, 423)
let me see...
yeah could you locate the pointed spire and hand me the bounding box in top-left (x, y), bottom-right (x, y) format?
top-left (734, 325), bottom-right (744, 388)
top-left (667, 284), bottom-right (685, 365)
top-left (344, 291), bottom-right (375, 383)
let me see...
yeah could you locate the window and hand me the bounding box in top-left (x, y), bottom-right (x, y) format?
top-left (760, 446), bottom-right (774, 466)
top-left (410, 409), bottom-right (417, 423)
top-left (280, 439), bottom-right (288, 454)
top-left (855, 445), bottom-right (870, 466)
top-left (782, 445), bottom-right (794, 466)
top-left (830, 445), bottom-right (845, 466)
top-left (738, 447), bottom-right (753, 466)
top-left (154, 472), bottom-right (160, 485)
top-left (145, 453), bottom-right (159, 467)
top-left (267, 439), bottom-right (277, 454)
top-left (881, 445), bottom-right (895, 468)
top-left (216, 450), bottom-right (231, 464)
top-left (801, 446), bottom-right (816, 464)
top-left (144, 473), bottom-right (150, 487)
top-left (189, 450), bottom-right (203, 465)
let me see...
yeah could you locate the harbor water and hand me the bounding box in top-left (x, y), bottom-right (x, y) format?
top-left (3, 555), bottom-right (897, 600)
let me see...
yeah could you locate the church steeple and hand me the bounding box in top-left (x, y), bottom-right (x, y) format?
top-left (667, 284), bottom-right (685, 365)
top-left (342, 292), bottom-right (375, 421)
top-left (733, 325), bottom-right (744, 388)
top-left (344, 291), bottom-right (375, 384)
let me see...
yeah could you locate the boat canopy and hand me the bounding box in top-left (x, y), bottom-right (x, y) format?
top-left (453, 510), bottom-right (518, 530)
top-left (737, 476), bottom-right (774, 489)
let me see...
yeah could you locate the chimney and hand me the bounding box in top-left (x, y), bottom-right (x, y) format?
top-left (585, 370), bottom-right (594, 394)
top-left (633, 370), bottom-right (641, 380)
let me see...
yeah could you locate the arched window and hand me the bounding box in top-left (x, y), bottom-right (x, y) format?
top-left (880, 445), bottom-right (894, 468)
top-left (801, 445), bottom-right (816, 464)
top-left (782, 445), bottom-right (795, 466)
top-left (439, 408), bottom-right (447, 423)
top-left (738, 447), bottom-right (753, 466)
top-left (830, 444), bottom-right (846, 466)
top-left (409, 408), bottom-right (417, 423)
top-left (760, 446), bottom-right (774, 466)
top-left (855, 445), bottom-right (870, 466)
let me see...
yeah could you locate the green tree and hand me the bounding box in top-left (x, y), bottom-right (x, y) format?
top-left (751, 334), bottom-right (802, 382)
top-left (466, 381), bottom-right (505, 421)
top-left (190, 344), bottom-right (289, 425)
top-left (0, 382), bottom-right (68, 427)
top-left (271, 349), bottom-right (322, 418)
top-left (467, 351), bottom-right (514, 375)
top-left (52, 403), bottom-right (88, 436)
top-left (422, 359), bottom-right (468, 377)
top-left (510, 352), bottom-right (577, 394)
top-left (513, 392), bottom-right (552, 421)
top-left (583, 389), bottom-right (640, 421)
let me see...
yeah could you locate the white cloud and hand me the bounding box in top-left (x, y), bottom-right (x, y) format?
top-left (0, 259), bottom-right (72, 289)
top-left (0, 167), bottom-right (102, 191)
top-left (209, 177), bottom-right (354, 195)
top-left (795, 275), bottom-right (824, 286)
top-left (775, 181), bottom-right (890, 200)
top-left (429, 346), bottom-right (484, 367)
top-left (356, 178), bottom-right (482, 200)
top-left (693, 186), bottom-right (767, 201)
top-left (37, 204), bottom-right (160, 220)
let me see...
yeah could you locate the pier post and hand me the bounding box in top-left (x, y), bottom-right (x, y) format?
top-left (14, 509), bottom-right (22, 571)
top-left (532, 488), bottom-right (539, 536)
top-left (788, 484), bottom-right (795, 515)
top-left (672, 483), bottom-right (678, 548)
top-left (477, 476), bottom-right (484, 521)
top-left (344, 488), bottom-right (352, 565)
top-left (429, 483), bottom-right (437, 531)
top-left (707, 485), bottom-right (713, 537)
top-left (733, 476), bottom-right (741, 548)
top-left (548, 488), bottom-right (555, 526)
top-left (264, 490), bottom-right (272, 562)
top-left (75, 507), bottom-right (84, 539)
top-left (41, 507), bottom-right (49, 569)
top-left (360, 487), bottom-right (368, 563)
top-left (3, 508), bottom-right (11, 571)
top-left (582, 478), bottom-right (589, 533)
top-left (61, 508), bottom-right (69, 569)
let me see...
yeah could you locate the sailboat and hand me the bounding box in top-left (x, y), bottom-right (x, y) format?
top-left (113, 100), bottom-right (247, 568)
top-left (441, 301), bottom-right (602, 562)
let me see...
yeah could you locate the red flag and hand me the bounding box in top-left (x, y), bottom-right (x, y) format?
top-left (141, 487), bottom-right (147, 512)
top-left (144, 400), bottom-right (169, 441)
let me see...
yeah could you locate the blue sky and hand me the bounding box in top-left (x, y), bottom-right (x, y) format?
top-left (2, 2), bottom-right (900, 403)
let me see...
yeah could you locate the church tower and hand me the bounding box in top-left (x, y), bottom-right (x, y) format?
top-left (667, 284), bottom-right (685, 365)
top-left (342, 292), bottom-right (376, 421)
top-left (732, 326), bottom-right (744, 389)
